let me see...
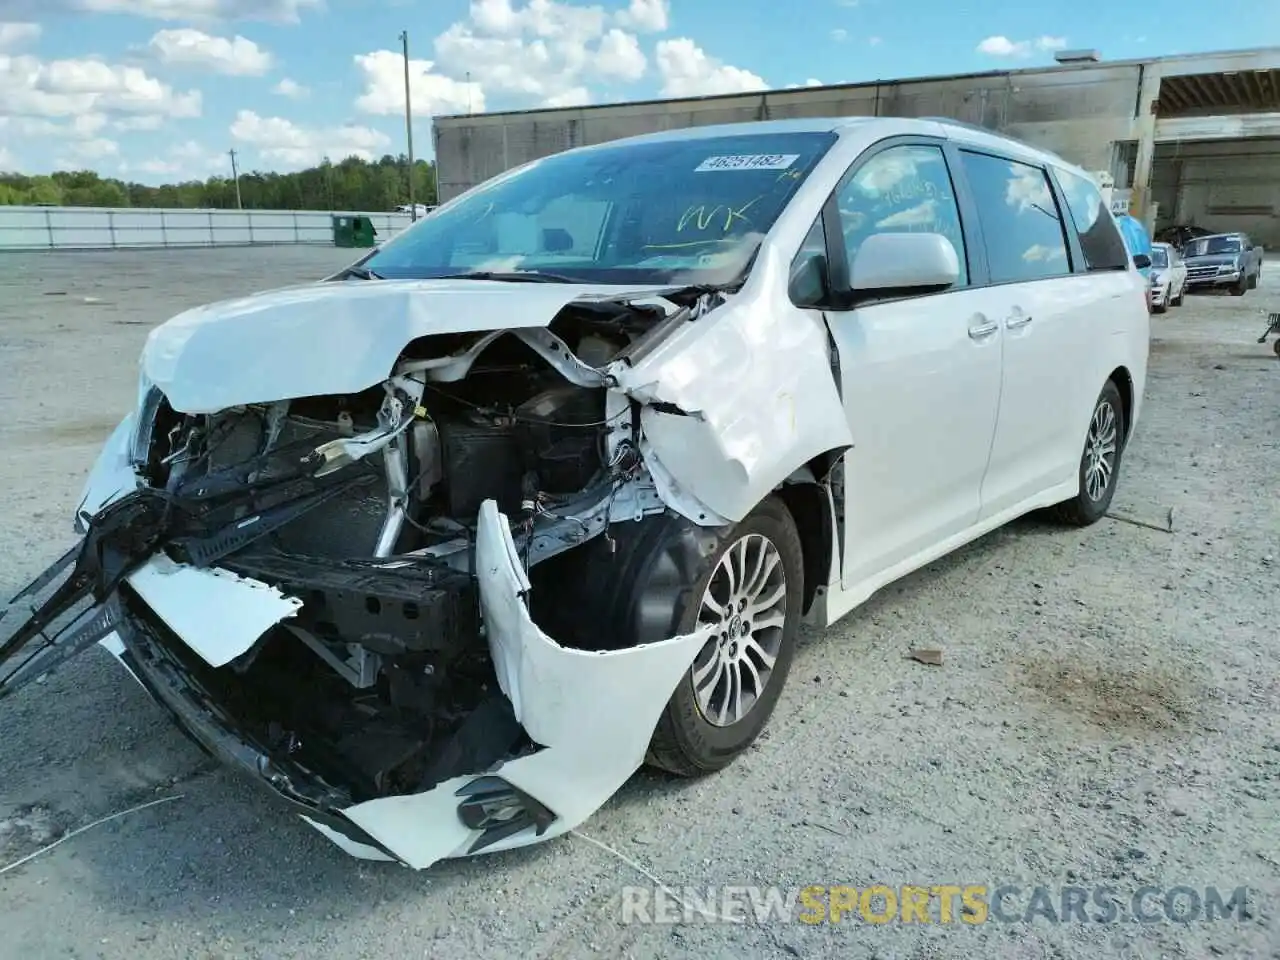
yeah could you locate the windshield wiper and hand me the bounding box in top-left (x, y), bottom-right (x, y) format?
top-left (434, 270), bottom-right (577, 284)
top-left (332, 265), bottom-right (383, 281)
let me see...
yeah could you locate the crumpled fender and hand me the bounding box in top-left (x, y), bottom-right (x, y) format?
top-left (74, 414), bottom-right (140, 530)
top-left (329, 500), bottom-right (713, 868)
top-left (610, 244), bottom-right (852, 524)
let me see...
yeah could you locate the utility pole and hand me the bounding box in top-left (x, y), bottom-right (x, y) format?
top-left (399, 29), bottom-right (416, 222)
top-left (228, 148), bottom-right (242, 209)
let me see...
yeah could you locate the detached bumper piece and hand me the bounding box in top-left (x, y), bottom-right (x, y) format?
top-left (0, 472), bottom-right (372, 700)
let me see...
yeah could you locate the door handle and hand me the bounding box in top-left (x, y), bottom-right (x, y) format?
top-left (968, 319), bottom-right (999, 339)
top-left (1005, 313), bottom-right (1033, 329)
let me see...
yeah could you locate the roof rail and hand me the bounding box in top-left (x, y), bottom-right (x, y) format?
top-left (918, 117), bottom-right (1068, 161)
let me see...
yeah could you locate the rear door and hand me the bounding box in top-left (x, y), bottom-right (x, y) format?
top-left (957, 152), bottom-right (1134, 521)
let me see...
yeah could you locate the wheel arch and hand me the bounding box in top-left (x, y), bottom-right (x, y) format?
top-left (777, 459), bottom-right (840, 617)
top-left (1108, 365), bottom-right (1135, 445)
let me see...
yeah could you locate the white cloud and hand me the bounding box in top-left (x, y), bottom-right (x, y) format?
top-left (542, 85), bottom-right (590, 107)
top-left (0, 21), bottom-right (40, 47)
top-left (72, 112), bottom-right (108, 135)
top-left (432, 0), bottom-right (647, 109)
top-left (353, 49), bottom-right (483, 117)
top-left (0, 53), bottom-right (202, 119)
top-left (784, 78), bottom-right (825, 89)
top-left (595, 27), bottom-right (645, 81)
top-left (869, 35), bottom-right (882, 46)
top-left (0, 145), bottom-right (14, 169)
top-left (149, 28), bottom-right (272, 75)
top-left (123, 138), bottom-right (223, 177)
top-left (831, 28), bottom-right (848, 42)
top-left (273, 77), bottom-right (308, 98)
top-left (114, 114), bottom-right (165, 130)
top-left (71, 136), bottom-right (118, 158)
top-left (230, 109), bottom-right (390, 168)
top-left (16, 0), bottom-right (318, 22)
top-left (976, 34), bottom-right (1068, 58)
top-left (614, 0), bottom-right (667, 32)
top-left (654, 37), bottom-right (767, 98)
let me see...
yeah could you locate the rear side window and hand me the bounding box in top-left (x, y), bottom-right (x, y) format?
top-left (1054, 168), bottom-right (1130, 271)
top-left (958, 151), bottom-right (1071, 284)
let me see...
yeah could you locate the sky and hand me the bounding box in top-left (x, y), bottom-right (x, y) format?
top-left (0, 0), bottom-right (1276, 184)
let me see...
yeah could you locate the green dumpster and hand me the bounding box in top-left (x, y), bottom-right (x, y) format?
top-left (333, 215), bottom-right (378, 248)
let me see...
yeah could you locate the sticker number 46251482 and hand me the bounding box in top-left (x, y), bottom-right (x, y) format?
top-left (695, 154), bottom-right (800, 172)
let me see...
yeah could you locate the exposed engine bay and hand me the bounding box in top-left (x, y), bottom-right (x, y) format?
top-left (86, 297), bottom-right (687, 805)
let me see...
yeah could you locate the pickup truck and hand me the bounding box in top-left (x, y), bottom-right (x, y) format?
top-left (1182, 232), bottom-right (1264, 296)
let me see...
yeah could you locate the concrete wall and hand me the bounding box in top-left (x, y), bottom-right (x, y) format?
top-left (0, 206), bottom-right (413, 251)
top-left (433, 64), bottom-right (1146, 201)
top-left (1152, 138), bottom-right (1280, 246)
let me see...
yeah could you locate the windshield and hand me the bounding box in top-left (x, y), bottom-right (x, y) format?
top-left (363, 131), bottom-right (838, 284)
top-left (1188, 236), bottom-right (1241, 256)
top-left (1150, 247), bottom-right (1168, 268)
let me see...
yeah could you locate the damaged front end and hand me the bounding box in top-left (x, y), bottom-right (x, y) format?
top-left (0, 288), bottom-right (731, 867)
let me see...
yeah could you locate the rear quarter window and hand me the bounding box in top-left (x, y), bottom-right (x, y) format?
top-left (1053, 167), bottom-right (1130, 272)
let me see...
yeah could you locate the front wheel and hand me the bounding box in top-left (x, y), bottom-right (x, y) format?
top-left (1231, 276), bottom-right (1248, 296)
top-left (647, 497), bottom-right (804, 777)
top-left (1050, 380), bottom-right (1126, 527)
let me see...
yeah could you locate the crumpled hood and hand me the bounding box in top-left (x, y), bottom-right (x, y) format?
top-left (142, 278), bottom-right (665, 414)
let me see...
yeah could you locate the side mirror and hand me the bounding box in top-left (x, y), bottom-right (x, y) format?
top-left (789, 252), bottom-right (830, 307)
top-left (1133, 253), bottom-right (1152, 270)
top-left (850, 232), bottom-right (960, 295)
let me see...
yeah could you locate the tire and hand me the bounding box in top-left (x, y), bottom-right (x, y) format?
top-left (1231, 276), bottom-right (1247, 296)
top-left (1171, 283), bottom-right (1183, 307)
top-left (646, 496), bottom-right (804, 777)
top-left (1153, 301), bottom-right (1166, 314)
top-left (1050, 380), bottom-right (1127, 527)
top-left (1248, 273), bottom-right (1258, 290)
top-left (1274, 338), bottom-right (1280, 359)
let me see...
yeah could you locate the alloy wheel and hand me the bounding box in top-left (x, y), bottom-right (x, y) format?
top-left (1084, 400), bottom-right (1118, 501)
top-left (691, 534), bottom-right (788, 727)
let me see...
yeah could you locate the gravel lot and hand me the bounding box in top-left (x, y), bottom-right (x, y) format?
top-left (0, 247), bottom-right (1277, 960)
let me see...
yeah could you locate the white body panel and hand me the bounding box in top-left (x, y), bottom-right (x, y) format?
top-left (142, 279), bottom-right (672, 414)
top-left (830, 287), bottom-right (1003, 587)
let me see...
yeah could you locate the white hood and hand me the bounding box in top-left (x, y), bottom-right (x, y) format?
top-left (141, 278), bottom-right (664, 414)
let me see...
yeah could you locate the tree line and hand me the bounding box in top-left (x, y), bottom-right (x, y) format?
top-left (0, 155), bottom-right (437, 211)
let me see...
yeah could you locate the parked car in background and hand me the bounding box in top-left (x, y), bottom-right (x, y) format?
top-left (1182, 232), bottom-right (1264, 296)
top-left (1148, 241), bottom-right (1188, 313)
top-left (1155, 224), bottom-right (1214, 251)
top-left (1115, 213), bottom-right (1155, 309)
top-left (1, 117), bottom-right (1151, 871)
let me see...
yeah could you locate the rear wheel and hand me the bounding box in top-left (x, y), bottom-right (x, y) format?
top-left (1050, 380), bottom-right (1126, 527)
top-left (647, 497), bottom-right (804, 776)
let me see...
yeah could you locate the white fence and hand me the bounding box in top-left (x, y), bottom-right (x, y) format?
top-left (0, 206), bottom-right (416, 251)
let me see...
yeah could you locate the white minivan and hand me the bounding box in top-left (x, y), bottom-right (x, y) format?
top-left (1, 117), bottom-right (1150, 868)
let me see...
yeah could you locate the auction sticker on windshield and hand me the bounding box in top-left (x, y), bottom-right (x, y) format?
top-left (696, 154), bottom-right (800, 172)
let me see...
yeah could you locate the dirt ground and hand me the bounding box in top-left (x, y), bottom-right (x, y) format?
top-left (0, 247), bottom-right (1277, 960)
